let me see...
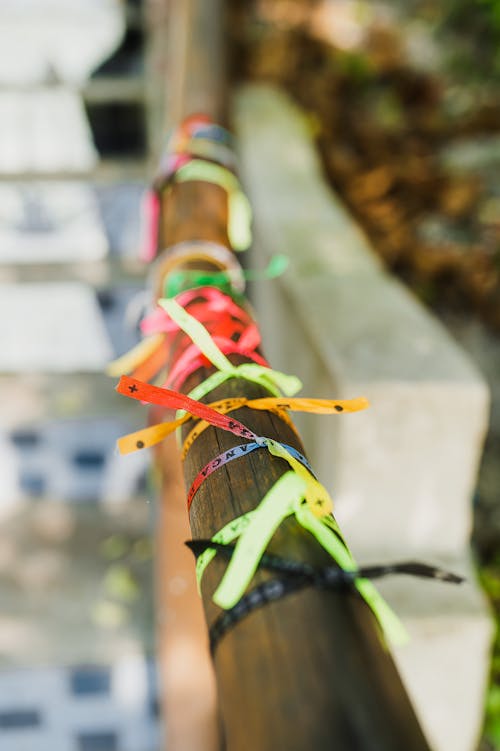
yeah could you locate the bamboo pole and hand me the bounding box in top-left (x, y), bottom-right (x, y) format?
top-left (151, 1), bottom-right (433, 748)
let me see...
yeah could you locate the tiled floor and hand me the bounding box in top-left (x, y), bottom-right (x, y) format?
top-left (0, 2), bottom-right (160, 749)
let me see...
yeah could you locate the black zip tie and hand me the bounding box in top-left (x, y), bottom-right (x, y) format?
top-left (186, 539), bottom-right (320, 579)
top-left (209, 576), bottom-right (310, 654)
top-left (185, 539), bottom-right (464, 585)
top-left (186, 539), bottom-right (464, 654)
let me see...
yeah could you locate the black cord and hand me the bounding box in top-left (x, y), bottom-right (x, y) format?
top-left (185, 539), bottom-right (464, 654)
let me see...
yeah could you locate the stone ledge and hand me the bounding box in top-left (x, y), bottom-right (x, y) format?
top-left (379, 556), bottom-right (493, 751)
top-left (233, 83), bottom-right (492, 751)
top-left (234, 84), bottom-right (490, 558)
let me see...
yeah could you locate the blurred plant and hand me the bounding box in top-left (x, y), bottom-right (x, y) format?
top-left (104, 563), bottom-right (139, 602)
top-left (100, 534), bottom-right (129, 560)
top-left (440, 0), bottom-right (500, 80)
top-left (479, 564), bottom-right (500, 749)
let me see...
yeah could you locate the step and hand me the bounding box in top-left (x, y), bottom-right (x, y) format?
top-left (0, 0), bottom-right (124, 86)
top-left (0, 659), bottom-right (160, 751)
top-left (233, 83), bottom-right (493, 751)
top-left (0, 181), bottom-right (145, 277)
top-left (0, 282), bottom-right (113, 373)
top-left (0, 89), bottom-right (97, 173)
top-left (0, 181), bottom-right (108, 265)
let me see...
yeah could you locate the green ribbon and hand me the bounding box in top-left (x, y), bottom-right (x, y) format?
top-left (174, 160), bottom-right (252, 251)
top-left (163, 254), bottom-right (289, 299)
top-left (159, 298), bottom-right (302, 409)
top-left (197, 470), bottom-right (408, 646)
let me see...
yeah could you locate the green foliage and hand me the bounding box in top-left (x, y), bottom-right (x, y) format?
top-left (479, 564), bottom-right (500, 749)
top-left (478, 0), bottom-right (500, 30)
top-left (441, 0), bottom-right (500, 80)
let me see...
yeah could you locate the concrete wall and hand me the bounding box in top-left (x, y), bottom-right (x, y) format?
top-left (233, 84), bottom-right (493, 751)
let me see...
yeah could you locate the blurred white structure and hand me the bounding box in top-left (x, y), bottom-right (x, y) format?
top-left (0, 182), bottom-right (108, 264)
top-left (0, 0), bottom-right (124, 85)
top-left (0, 90), bottom-right (98, 173)
top-left (0, 283), bottom-right (113, 372)
top-left (234, 84), bottom-right (493, 751)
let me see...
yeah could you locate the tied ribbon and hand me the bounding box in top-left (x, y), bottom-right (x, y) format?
top-left (141, 286), bottom-right (253, 337)
top-left (181, 395), bottom-right (369, 458)
top-left (115, 395), bottom-right (368, 456)
top-left (116, 376), bottom-right (257, 442)
top-left (155, 118), bottom-right (235, 189)
top-left (154, 241), bottom-right (247, 296)
top-left (162, 139), bottom-right (237, 173)
top-left (116, 396), bottom-right (299, 455)
top-left (116, 376), bottom-right (331, 517)
top-left (163, 254), bottom-right (289, 299)
top-left (187, 441), bottom-right (315, 509)
top-left (138, 189), bottom-right (161, 263)
top-left (182, 121), bottom-right (234, 147)
top-left (163, 117), bottom-right (234, 158)
top-left (106, 334), bottom-right (165, 378)
top-left (194, 471), bottom-right (408, 646)
top-left (265, 437), bottom-right (332, 516)
top-left (170, 160), bottom-right (252, 251)
top-left (166, 335), bottom-right (269, 392)
top-left (108, 287), bottom-right (255, 379)
top-left (158, 297), bottom-right (302, 402)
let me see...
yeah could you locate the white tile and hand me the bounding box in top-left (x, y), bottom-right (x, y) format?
top-left (0, 283), bottom-right (113, 372)
top-left (0, 90), bottom-right (97, 173)
top-left (0, 0), bottom-right (124, 85)
top-left (0, 183), bottom-right (107, 264)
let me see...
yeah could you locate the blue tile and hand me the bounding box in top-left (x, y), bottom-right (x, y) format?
top-left (72, 451), bottom-right (106, 470)
top-left (20, 472), bottom-right (46, 497)
top-left (10, 429), bottom-right (40, 449)
top-left (0, 709), bottom-right (41, 729)
top-left (77, 731), bottom-right (118, 751)
top-left (70, 666), bottom-right (111, 696)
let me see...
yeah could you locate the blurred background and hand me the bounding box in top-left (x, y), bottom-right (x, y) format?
top-left (0, 0), bottom-right (499, 749)
top-left (0, 1), bottom-right (158, 750)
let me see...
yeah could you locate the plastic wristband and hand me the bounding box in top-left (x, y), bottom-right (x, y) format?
top-left (117, 376), bottom-right (260, 443)
top-left (116, 374), bottom-right (329, 511)
top-left (106, 334), bottom-right (165, 378)
top-left (187, 440), bottom-right (315, 510)
top-left (115, 374), bottom-right (329, 513)
top-left (186, 122), bottom-right (234, 147)
top-left (153, 241), bottom-right (246, 298)
top-left (139, 189), bottom-right (161, 263)
top-left (195, 471), bottom-right (408, 646)
top-left (131, 337), bottom-right (169, 383)
top-left (180, 395), bottom-right (368, 458)
top-left (166, 337), bottom-right (269, 392)
top-left (162, 118), bottom-right (234, 161)
top-left (166, 160), bottom-right (252, 251)
top-left (114, 392), bottom-right (368, 459)
top-left (168, 138), bottom-right (237, 172)
top-left (142, 286), bottom-right (253, 337)
top-left (116, 396), bottom-right (298, 455)
top-left (159, 298), bottom-right (302, 406)
top-left (163, 254), bottom-right (289, 298)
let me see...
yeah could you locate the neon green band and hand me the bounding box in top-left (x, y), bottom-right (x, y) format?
top-left (197, 471), bottom-right (408, 646)
top-left (174, 160), bottom-right (252, 251)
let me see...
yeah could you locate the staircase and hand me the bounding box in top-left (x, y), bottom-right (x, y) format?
top-left (0, 3), bottom-right (160, 750)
